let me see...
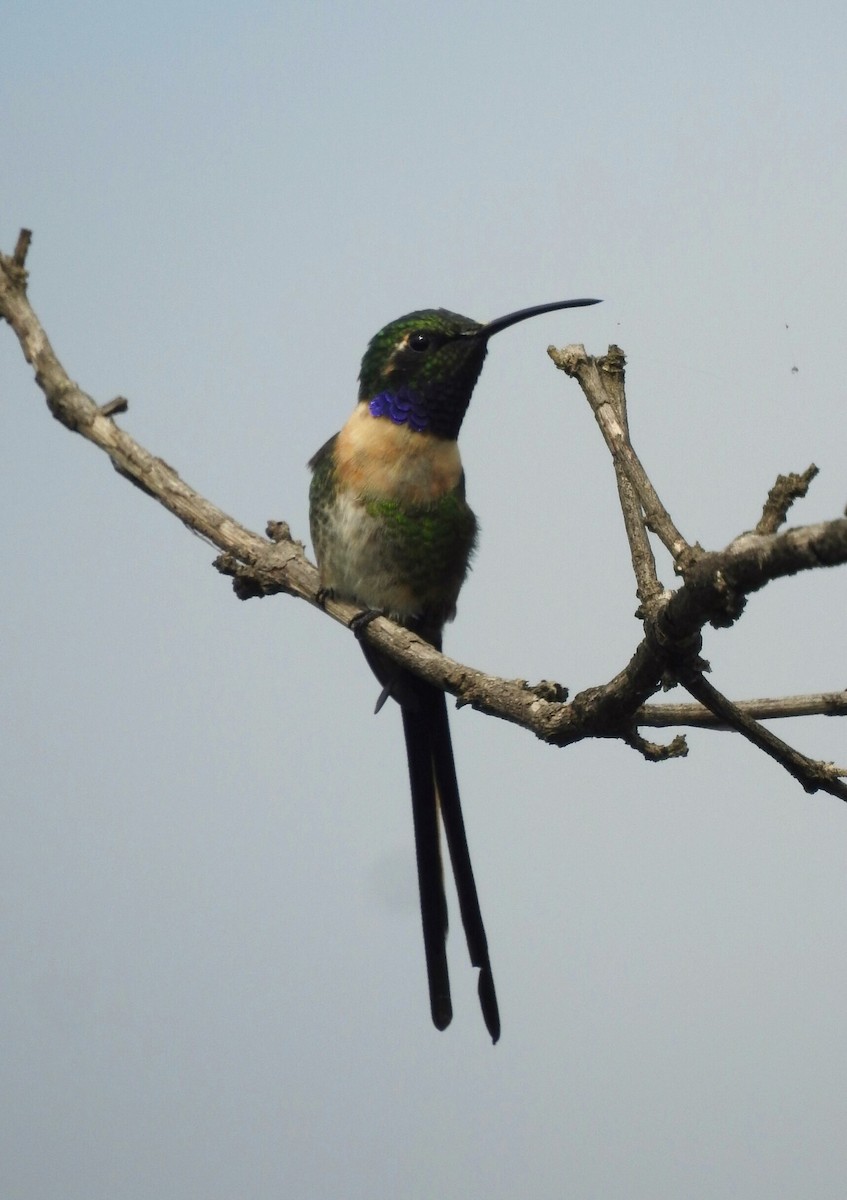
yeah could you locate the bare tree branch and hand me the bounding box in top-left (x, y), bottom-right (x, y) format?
top-left (546, 337), bottom-right (847, 799)
top-left (3, 231), bottom-right (846, 802)
top-left (678, 672), bottom-right (846, 794)
top-left (637, 690), bottom-right (847, 727)
top-left (548, 344), bottom-right (693, 566)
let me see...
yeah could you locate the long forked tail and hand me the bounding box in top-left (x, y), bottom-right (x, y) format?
top-left (402, 701), bottom-right (452, 1031)
top-left (402, 681), bottom-right (500, 1043)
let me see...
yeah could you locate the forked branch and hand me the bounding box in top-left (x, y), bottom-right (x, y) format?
top-left (3, 231), bottom-right (846, 800)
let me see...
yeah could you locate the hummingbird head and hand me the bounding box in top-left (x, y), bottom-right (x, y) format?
top-left (358, 299), bottom-right (600, 439)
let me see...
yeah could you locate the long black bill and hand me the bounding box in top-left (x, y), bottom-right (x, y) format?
top-left (473, 297), bottom-right (601, 339)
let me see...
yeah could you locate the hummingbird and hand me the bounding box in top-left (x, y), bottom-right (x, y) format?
top-left (308, 298), bottom-right (600, 1042)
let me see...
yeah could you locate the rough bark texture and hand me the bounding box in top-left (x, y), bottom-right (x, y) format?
top-left (3, 232), bottom-right (846, 799)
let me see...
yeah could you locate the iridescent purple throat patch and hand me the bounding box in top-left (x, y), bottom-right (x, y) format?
top-left (368, 388), bottom-right (429, 432)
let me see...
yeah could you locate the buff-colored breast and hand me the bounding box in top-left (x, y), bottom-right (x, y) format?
top-left (334, 404), bottom-right (463, 503)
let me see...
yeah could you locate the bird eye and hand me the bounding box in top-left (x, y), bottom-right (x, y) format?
top-left (408, 332), bottom-right (431, 352)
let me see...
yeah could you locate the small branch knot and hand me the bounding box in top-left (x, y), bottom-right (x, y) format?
top-left (528, 679), bottom-right (569, 703)
top-left (267, 520), bottom-right (293, 544)
top-left (624, 729), bottom-right (689, 762)
top-left (756, 464), bottom-right (819, 535)
top-left (599, 344), bottom-right (626, 376)
top-left (13, 228), bottom-right (32, 270)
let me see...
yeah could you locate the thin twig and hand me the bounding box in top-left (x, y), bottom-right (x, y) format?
top-left (596, 345), bottom-right (665, 608)
top-left (680, 672), bottom-right (847, 800)
top-left (548, 344), bottom-right (693, 564)
top-left (638, 690), bottom-right (847, 727)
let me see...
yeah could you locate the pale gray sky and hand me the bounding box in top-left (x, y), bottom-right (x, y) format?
top-left (2, 2), bottom-right (846, 1197)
